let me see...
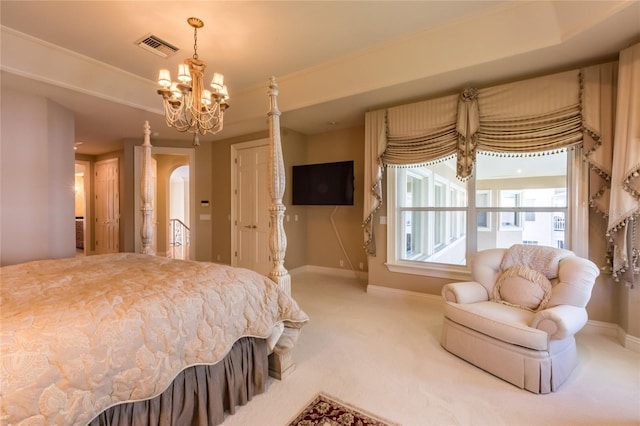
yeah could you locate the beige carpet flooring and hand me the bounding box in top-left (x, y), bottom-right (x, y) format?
top-left (221, 271), bottom-right (640, 426)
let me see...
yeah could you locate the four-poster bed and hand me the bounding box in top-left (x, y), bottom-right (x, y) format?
top-left (0, 78), bottom-right (308, 425)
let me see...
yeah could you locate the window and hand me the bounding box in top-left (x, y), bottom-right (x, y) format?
top-left (476, 190), bottom-right (491, 230)
top-left (386, 149), bottom-right (587, 279)
top-left (390, 158), bottom-right (467, 269)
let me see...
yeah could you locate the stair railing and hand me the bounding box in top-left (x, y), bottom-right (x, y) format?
top-left (169, 218), bottom-right (190, 260)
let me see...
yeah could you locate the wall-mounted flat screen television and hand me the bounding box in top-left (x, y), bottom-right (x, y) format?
top-left (292, 160), bottom-right (354, 206)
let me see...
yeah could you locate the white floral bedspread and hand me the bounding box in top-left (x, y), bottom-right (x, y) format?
top-left (0, 254), bottom-right (308, 425)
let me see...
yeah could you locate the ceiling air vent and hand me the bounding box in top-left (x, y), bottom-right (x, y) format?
top-left (136, 34), bottom-right (179, 58)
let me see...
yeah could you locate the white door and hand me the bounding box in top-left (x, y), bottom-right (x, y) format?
top-left (235, 144), bottom-right (270, 274)
top-left (95, 158), bottom-right (119, 253)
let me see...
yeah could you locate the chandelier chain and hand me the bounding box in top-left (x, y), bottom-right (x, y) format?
top-left (192, 26), bottom-right (199, 60)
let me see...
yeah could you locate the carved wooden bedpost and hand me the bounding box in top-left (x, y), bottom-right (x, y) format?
top-left (140, 121), bottom-right (155, 255)
top-left (267, 77), bottom-right (300, 380)
top-left (267, 77), bottom-right (290, 295)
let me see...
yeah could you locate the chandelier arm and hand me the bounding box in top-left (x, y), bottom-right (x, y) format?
top-left (161, 97), bottom-right (224, 136)
top-left (194, 104), bottom-right (223, 131)
top-left (162, 100), bottom-right (194, 133)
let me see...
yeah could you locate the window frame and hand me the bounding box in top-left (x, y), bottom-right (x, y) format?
top-left (385, 148), bottom-right (588, 280)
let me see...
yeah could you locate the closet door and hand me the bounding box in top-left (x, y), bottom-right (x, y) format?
top-left (234, 144), bottom-right (270, 275)
top-left (95, 158), bottom-right (119, 253)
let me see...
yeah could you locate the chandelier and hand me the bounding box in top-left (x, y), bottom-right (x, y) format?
top-left (157, 17), bottom-right (229, 146)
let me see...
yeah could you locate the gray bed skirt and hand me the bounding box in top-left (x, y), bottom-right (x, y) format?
top-left (88, 337), bottom-right (268, 426)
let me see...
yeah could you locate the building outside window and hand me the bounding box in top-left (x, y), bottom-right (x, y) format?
top-left (387, 149), bottom-right (583, 278)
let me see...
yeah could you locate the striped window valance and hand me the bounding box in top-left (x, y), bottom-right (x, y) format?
top-left (382, 69), bottom-right (583, 180)
top-left (363, 62), bottom-right (620, 260)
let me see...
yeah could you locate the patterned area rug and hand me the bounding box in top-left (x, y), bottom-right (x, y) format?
top-left (288, 393), bottom-right (400, 426)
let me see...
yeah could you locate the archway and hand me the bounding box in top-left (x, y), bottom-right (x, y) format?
top-left (169, 165), bottom-right (190, 259)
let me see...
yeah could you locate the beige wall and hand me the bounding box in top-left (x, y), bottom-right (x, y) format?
top-left (625, 286), bottom-right (640, 338)
top-left (278, 129), bottom-right (308, 270)
top-left (304, 126), bottom-right (368, 273)
top-left (1, 88), bottom-right (75, 266)
top-left (208, 125), bottom-right (364, 273)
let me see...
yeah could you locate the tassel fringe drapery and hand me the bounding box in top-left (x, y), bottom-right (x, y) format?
top-left (604, 43), bottom-right (640, 286)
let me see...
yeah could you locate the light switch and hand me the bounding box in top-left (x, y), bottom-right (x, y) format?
top-left (200, 214), bottom-right (211, 221)
top-left (379, 216), bottom-right (387, 225)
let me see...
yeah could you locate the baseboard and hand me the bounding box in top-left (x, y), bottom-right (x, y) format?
top-left (366, 284), bottom-right (442, 304)
top-left (582, 320), bottom-right (618, 337)
top-left (581, 320), bottom-right (640, 353)
top-left (618, 327), bottom-right (640, 353)
top-left (289, 265), bottom-right (367, 281)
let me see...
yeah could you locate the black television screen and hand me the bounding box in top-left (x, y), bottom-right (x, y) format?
top-left (292, 160), bottom-right (354, 206)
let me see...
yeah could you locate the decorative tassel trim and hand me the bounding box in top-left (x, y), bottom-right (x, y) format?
top-left (460, 87), bottom-right (478, 102)
top-left (589, 185), bottom-right (609, 218)
top-left (623, 166), bottom-right (640, 200)
top-left (362, 162), bottom-right (385, 256)
top-left (606, 214), bottom-right (640, 287)
top-left (588, 163), bottom-right (612, 181)
top-left (606, 211), bottom-right (640, 238)
top-left (475, 148), bottom-right (570, 158)
top-left (456, 132), bottom-right (477, 182)
top-left (579, 69), bottom-right (616, 223)
top-left (385, 154), bottom-right (456, 169)
top-left (582, 125), bottom-right (604, 158)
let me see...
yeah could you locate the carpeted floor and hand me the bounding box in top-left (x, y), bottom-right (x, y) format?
top-left (221, 270), bottom-right (640, 426)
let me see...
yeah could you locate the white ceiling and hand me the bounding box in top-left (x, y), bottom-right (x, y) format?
top-left (1, 1), bottom-right (638, 155)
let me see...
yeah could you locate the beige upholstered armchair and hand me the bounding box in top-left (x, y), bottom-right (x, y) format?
top-left (440, 245), bottom-right (600, 393)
